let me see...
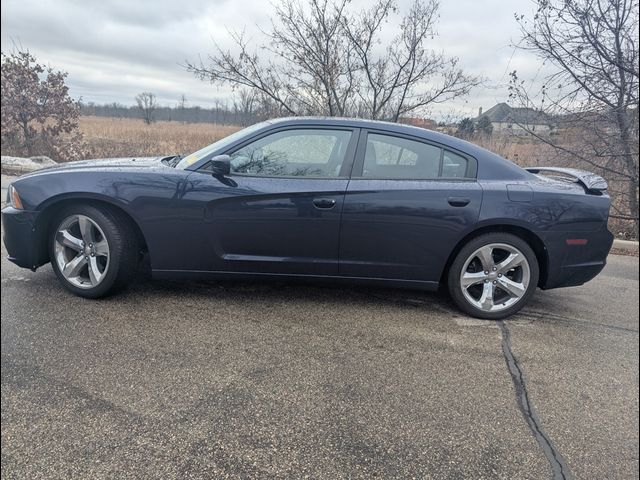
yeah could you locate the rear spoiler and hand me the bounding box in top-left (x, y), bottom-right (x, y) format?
top-left (525, 167), bottom-right (608, 193)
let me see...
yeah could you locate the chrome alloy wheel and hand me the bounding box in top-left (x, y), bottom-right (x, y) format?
top-left (54, 214), bottom-right (110, 289)
top-left (459, 243), bottom-right (531, 313)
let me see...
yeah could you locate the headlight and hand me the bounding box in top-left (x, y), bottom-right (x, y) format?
top-left (7, 184), bottom-right (24, 210)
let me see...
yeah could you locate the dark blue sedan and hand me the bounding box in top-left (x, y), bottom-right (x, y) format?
top-left (2, 117), bottom-right (613, 319)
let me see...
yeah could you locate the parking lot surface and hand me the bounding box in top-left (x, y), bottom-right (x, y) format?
top-left (1, 221), bottom-right (638, 479)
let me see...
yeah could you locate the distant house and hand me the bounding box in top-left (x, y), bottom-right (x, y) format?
top-left (398, 117), bottom-right (438, 130)
top-left (477, 103), bottom-right (552, 135)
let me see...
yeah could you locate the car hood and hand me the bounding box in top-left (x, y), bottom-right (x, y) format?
top-left (32, 156), bottom-right (167, 174)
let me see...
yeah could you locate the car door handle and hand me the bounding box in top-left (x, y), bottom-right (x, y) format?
top-left (448, 197), bottom-right (471, 207)
top-left (313, 198), bottom-right (337, 209)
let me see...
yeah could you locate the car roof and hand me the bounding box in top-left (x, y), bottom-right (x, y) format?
top-left (262, 117), bottom-right (531, 180)
top-left (266, 116), bottom-right (472, 149)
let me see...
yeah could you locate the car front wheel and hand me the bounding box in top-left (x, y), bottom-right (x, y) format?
top-left (447, 233), bottom-right (539, 320)
top-left (50, 205), bottom-right (138, 298)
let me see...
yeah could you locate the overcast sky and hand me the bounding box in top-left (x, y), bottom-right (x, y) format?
top-left (1, 0), bottom-right (546, 119)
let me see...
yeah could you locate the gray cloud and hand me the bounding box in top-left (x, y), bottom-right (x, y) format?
top-left (1, 0), bottom-right (547, 118)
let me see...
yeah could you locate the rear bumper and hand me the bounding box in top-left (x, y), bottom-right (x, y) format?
top-left (541, 227), bottom-right (614, 289)
top-left (2, 206), bottom-right (40, 270)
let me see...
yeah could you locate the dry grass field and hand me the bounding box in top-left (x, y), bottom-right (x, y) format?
top-left (79, 116), bottom-right (241, 159)
top-left (79, 116), bottom-right (553, 165)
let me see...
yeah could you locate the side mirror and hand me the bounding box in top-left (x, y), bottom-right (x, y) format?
top-left (210, 155), bottom-right (231, 176)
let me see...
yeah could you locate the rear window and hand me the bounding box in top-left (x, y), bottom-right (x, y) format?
top-left (362, 133), bottom-right (471, 179)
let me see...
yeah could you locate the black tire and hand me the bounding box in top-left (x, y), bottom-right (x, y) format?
top-left (49, 204), bottom-right (139, 298)
top-left (447, 232), bottom-right (539, 320)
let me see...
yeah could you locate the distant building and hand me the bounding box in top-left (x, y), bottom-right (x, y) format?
top-left (435, 124), bottom-right (458, 136)
top-left (398, 117), bottom-right (438, 130)
top-left (477, 103), bottom-right (552, 135)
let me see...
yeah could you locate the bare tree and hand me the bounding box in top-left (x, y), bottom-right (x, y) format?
top-left (135, 92), bottom-right (158, 125)
top-left (186, 0), bottom-right (480, 121)
top-left (233, 89), bottom-right (259, 125)
top-left (178, 94), bottom-right (188, 110)
top-left (1, 50), bottom-right (86, 160)
top-left (510, 0), bottom-right (639, 237)
top-left (343, 0), bottom-right (479, 120)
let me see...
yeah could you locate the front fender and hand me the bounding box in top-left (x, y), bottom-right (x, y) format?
top-left (10, 169), bottom-right (193, 270)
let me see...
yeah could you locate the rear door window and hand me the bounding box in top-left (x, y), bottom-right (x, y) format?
top-left (361, 133), bottom-right (471, 179)
top-left (442, 150), bottom-right (469, 178)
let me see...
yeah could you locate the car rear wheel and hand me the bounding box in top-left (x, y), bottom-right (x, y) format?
top-left (447, 233), bottom-right (539, 320)
top-left (50, 205), bottom-right (138, 298)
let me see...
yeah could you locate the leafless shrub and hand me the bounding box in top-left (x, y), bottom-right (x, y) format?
top-left (1, 49), bottom-right (87, 161)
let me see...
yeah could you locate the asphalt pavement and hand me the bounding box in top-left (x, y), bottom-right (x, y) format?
top-left (1, 215), bottom-right (638, 479)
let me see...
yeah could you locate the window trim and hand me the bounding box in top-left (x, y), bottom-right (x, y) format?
top-left (199, 125), bottom-right (360, 180)
top-left (351, 129), bottom-right (478, 181)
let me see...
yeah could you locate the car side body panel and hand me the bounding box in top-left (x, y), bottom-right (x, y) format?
top-left (477, 179), bottom-right (613, 288)
top-left (339, 179), bottom-right (483, 284)
top-left (4, 165), bottom-right (191, 269)
top-left (175, 174), bottom-right (350, 275)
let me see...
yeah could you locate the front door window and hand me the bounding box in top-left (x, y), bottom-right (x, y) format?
top-left (230, 129), bottom-right (353, 177)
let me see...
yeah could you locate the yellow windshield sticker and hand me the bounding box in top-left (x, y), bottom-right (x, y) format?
top-left (182, 154), bottom-right (199, 166)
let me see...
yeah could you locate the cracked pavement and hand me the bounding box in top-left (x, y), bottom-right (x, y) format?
top-left (1, 214), bottom-right (638, 479)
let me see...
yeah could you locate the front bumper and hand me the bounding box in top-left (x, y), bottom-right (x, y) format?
top-left (541, 227), bottom-right (614, 289)
top-left (2, 206), bottom-right (40, 270)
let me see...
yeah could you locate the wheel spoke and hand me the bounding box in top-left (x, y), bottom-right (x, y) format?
top-left (78, 216), bottom-right (95, 245)
top-left (476, 246), bottom-right (495, 272)
top-left (56, 230), bottom-right (83, 252)
top-left (461, 271), bottom-right (486, 289)
top-left (497, 276), bottom-right (526, 298)
top-left (478, 282), bottom-right (495, 311)
top-left (63, 254), bottom-right (87, 278)
top-left (94, 240), bottom-right (109, 257)
top-left (496, 252), bottom-right (525, 274)
top-left (87, 257), bottom-right (103, 285)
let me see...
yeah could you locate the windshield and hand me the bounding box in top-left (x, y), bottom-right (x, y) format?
top-left (175, 122), bottom-right (268, 169)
